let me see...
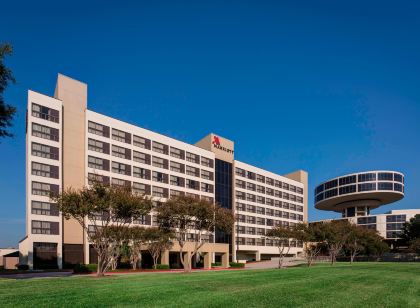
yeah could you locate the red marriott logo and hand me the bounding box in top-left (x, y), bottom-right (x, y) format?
top-left (212, 136), bottom-right (221, 146)
top-left (212, 135), bottom-right (234, 154)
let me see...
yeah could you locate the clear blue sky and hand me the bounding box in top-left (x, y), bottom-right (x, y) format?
top-left (1, 1), bottom-right (420, 247)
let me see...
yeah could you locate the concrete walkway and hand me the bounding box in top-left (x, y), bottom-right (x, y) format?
top-left (245, 258), bottom-right (305, 269)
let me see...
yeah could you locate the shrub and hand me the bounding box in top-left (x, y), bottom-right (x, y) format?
top-left (73, 263), bottom-right (97, 274)
top-left (211, 262), bottom-right (222, 267)
top-left (117, 262), bottom-right (131, 269)
top-left (155, 264), bottom-right (170, 270)
top-left (229, 262), bottom-right (245, 268)
top-left (86, 264), bottom-right (97, 272)
top-left (17, 264), bottom-right (29, 270)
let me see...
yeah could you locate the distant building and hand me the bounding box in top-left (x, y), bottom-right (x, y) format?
top-left (313, 170), bottom-right (419, 243)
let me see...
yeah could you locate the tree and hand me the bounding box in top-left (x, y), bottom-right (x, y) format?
top-left (0, 43), bottom-right (16, 138)
top-left (128, 226), bottom-right (146, 270)
top-left (402, 214), bottom-right (420, 242)
top-left (409, 238), bottom-right (420, 255)
top-left (344, 225), bottom-right (383, 263)
top-left (144, 228), bottom-right (173, 269)
top-left (53, 182), bottom-right (153, 276)
top-left (317, 220), bottom-right (351, 265)
top-left (155, 195), bottom-right (234, 273)
top-left (294, 223), bottom-right (323, 267)
top-left (266, 226), bottom-right (296, 268)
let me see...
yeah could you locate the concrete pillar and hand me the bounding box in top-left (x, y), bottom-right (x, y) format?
top-left (203, 252), bottom-right (212, 269)
top-left (222, 252), bottom-right (229, 268)
top-left (255, 251), bottom-right (261, 262)
top-left (161, 250), bottom-right (170, 265)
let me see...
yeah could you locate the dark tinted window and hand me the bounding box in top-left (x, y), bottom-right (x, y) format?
top-left (378, 172), bottom-right (393, 181)
top-left (378, 182), bottom-right (393, 190)
top-left (339, 175), bottom-right (356, 186)
top-left (358, 173), bottom-right (376, 182)
top-left (358, 183), bottom-right (376, 191)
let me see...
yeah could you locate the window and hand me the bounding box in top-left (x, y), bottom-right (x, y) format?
top-left (324, 179), bottom-right (338, 190)
top-left (153, 171), bottom-right (168, 183)
top-left (88, 138), bottom-right (110, 154)
top-left (324, 188), bottom-right (338, 198)
top-left (256, 217), bottom-right (265, 225)
top-left (266, 177), bottom-right (274, 186)
top-left (256, 195), bottom-right (265, 204)
top-left (186, 152), bottom-right (200, 164)
top-left (152, 156), bottom-right (168, 169)
top-left (32, 142), bottom-right (59, 160)
top-left (133, 151), bottom-right (151, 165)
top-left (236, 191), bottom-right (246, 200)
top-left (247, 182), bottom-right (256, 191)
top-left (236, 179), bottom-right (246, 189)
top-left (358, 183), bottom-right (376, 192)
top-left (386, 215), bottom-right (406, 223)
top-left (32, 220), bottom-right (59, 235)
top-left (266, 198), bottom-right (274, 206)
top-left (257, 185), bottom-right (265, 194)
top-left (170, 161), bottom-right (184, 173)
top-left (378, 182), bottom-right (393, 190)
top-left (32, 103), bottom-right (59, 123)
top-left (132, 182), bottom-right (151, 195)
top-left (88, 173), bottom-right (110, 185)
top-left (246, 193), bottom-right (256, 202)
top-left (170, 190), bottom-right (185, 197)
top-left (201, 157), bottom-right (213, 168)
top-left (111, 178), bottom-right (130, 187)
top-left (133, 215), bottom-right (151, 225)
top-left (112, 128), bottom-right (131, 144)
top-left (201, 170), bottom-right (213, 180)
top-left (88, 156), bottom-right (109, 171)
top-left (378, 172), bottom-right (393, 181)
top-left (133, 167), bottom-right (150, 179)
top-left (247, 171), bottom-right (256, 180)
top-left (32, 182), bottom-right (59, 196)
top-left (152, 186), bottom-right (168, 198)
top-left (186, 165), bottom-right (199, 177)
top-left (201, 183), bottom-right (213, 193)
top-left (274, 180), bottom-right (282, 188)
top-left (235, 168), bottom-right (246, 177)
top-left (394, 183), bottom-right (403, 192)
top-left (256, 174), bottom-right (265, 183)
top-left (170, 147), bottom-right (184, 159)
top-left (358, 173), bottom-right (376, 182)
top-left (236, 203), bottom-right (246, 211)
top-left (339, 185), bottom-right (356, 195)
top-left (186, 179), bottom-right (200, 190)
top-left (112, 145), bottom-right (131, 160)
top-left (31, 201), bottom-right (59, 216)
top-left (394, 173), bottom-right (403, 183)
top-left (133, 135), bottom-right (151, 149)
top-left (152, 141), bottom-right (168, 154)
top-left (170, 175), bottom-right (184, 187)
top-left (32, 162), bottom-right (59, 179)
top-left (88, 121), bottom-right (109, 137)
top-left (112, 162), bottom-right (131, 175)
top-left (358, 216), bottom-right (377, 224)
top-left (297, 187), bottom-right (303, 194)
top-left (32, 123), bottom-right (59, 141)
top-left (339, 175), bottom-right (356, 186)
top-left (266, 188), bottom-right (274, 196)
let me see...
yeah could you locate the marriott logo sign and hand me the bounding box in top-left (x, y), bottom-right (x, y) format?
top-left (212, 136), bottom-right (234, 154)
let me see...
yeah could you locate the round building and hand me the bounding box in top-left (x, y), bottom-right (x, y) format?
top-left (314, 171), bottom-right (404, 218)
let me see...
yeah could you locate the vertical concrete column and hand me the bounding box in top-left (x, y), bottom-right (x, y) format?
top-left (203, 252), bottom-right (212, 269)
top-left (255, 251), bottom-right (261, 262)
top-left (161, 250), bottom-right (170, 265)
top-left (222, 252), bottom-right (229, 268)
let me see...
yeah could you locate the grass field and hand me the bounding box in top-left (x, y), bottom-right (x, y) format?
top-left (0, 263), bottom-right (419, 307)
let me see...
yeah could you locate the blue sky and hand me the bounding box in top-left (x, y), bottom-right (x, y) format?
top-left (1, 1), bottom-right (420, 247)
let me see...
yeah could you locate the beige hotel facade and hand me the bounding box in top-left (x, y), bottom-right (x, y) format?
top-left (19, 74), bottom-right (308, 269)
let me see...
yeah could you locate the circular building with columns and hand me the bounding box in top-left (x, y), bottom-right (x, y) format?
top-left (314, 170), bottom-right (404, 218)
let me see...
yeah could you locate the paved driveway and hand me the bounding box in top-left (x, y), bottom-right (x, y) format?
top-left (0, 271), bottom-right (73, 280)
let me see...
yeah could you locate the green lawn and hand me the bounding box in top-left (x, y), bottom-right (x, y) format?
top-left (0, 263), bottom-right (419, 307)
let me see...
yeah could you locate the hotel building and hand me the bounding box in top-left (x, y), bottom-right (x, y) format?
top-left (19, 74), bottom-right (308, 269)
